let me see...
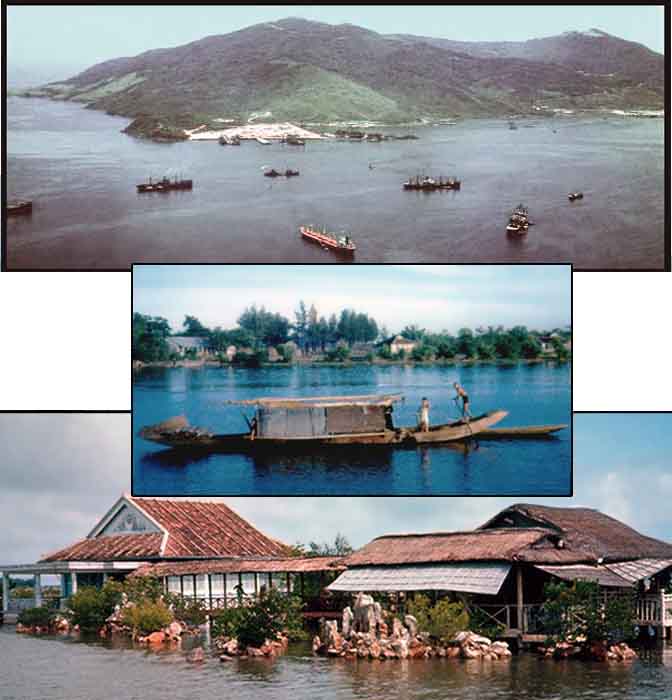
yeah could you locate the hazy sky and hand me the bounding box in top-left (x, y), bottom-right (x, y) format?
top-left (1, 412), bottom-right (671, 567)
top-left (6, 5), bottom-right (665, 83)
top-left (133, 264), bottom-right (571, 334)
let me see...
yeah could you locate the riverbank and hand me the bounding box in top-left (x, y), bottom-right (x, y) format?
top-left (132, 357), bottom-right (570, 370)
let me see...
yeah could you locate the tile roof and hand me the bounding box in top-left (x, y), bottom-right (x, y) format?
top-left (41, 533), bottom-right (164, 562)
top-left (41, 496), bottom-right (289, 563)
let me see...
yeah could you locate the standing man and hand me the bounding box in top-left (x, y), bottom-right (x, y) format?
top-left (418, 397), bottom-right (430, 432)
top-left (453, 382), bottom-right (472, 420)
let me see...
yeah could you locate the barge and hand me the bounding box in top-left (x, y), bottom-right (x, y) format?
top-left (403, 176), bottom-right (461, 191)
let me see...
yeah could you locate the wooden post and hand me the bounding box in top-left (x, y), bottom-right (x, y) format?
top-left (300, 573), bottom-right (305, 599)
top-left (223, 573), bottom-right (227, 608)
top-left (208, 574), bottom-right (213, 610)
top-left (516, 566), bottom-right (524, 632)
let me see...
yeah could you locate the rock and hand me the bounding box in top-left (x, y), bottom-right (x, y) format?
top-left (461, 645), bottom-right (482, 659)
top-left (453, 631), bottom-right (470, 644)
top-left (219, 654), bottom-right (232, 662)
top-left (146, 631), bottom-right (166, 646)
top-left (391, 638), bottom-right (409, 659)
top-left (187, 647), bottom-right (205, 663)
top-left (391, 618), bottom-right (405, 639)
top-left (246, 646), bottom-right (265, 657)
top-left (342, 607), bottom-right (353, 639)
top-left (446, 646), bottom-right (461, 658)
top-left (404, 615), bottom-right (418, 637)
top-left (369, 641), bottom-right (381, 659)
top-left (167, 621), bottom-right (183, 640)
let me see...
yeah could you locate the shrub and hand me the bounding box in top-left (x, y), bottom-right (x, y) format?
top-left (541, 580), bottom-right (636, 644)
top-left (326, 345), bottom-right (351, 363)
top-left (17, 606), bottom-right (55, 628)
top-left (468, 606), bottom-right (506, 639)
top-left (67, 584), bottom-right (123, 631)
top-left (123, 576), bottom-right (163, 604)
top-left (377, 345), bottom-right (393, 360)
top-left (211, 589), bottom-right (305, 647)
top-left (168, 596), bottom-right (207, 627)
top-left (121, 600), bottom-right (174, 636)
top-left (407, 594), bottom-right (469, 643)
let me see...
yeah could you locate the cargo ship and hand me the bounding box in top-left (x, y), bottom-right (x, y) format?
top-left (300, 226), bottom-right (356, 255)
top-left (137, 177), bottom-right (193, 193)
top-left (403, 175), bottom-right (461, 191)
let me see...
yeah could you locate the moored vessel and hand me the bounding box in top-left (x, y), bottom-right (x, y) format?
top-left (7, 199), bottom-right (33, 216)
top-left (300, 226), bottom-right (356, 255)
top-left (506, 204), bottom-right (530, 235)
top-left (403, 175), bottom-right (461, 191)
top-left (137, 177), bottom-right (193, 193)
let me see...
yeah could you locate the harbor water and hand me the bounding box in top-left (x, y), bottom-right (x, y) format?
top-left (132, 363), bottom-right (571, 496)
top-left (2, 629), bottom-right (671, 700)
top-left (6, 97), bottom-right (665, 270)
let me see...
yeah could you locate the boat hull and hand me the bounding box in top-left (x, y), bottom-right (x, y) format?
top-left (300, 227), bottom-right (356, 255)
top-left (139, 411), bottom-right (509, 451)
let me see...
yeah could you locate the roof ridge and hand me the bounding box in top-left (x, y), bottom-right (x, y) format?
top-left (372, 526), bottom-right (553, 540)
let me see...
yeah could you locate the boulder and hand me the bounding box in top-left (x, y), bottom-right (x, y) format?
top-left (187, 647), bottom-right (205, 663)
top-left (404, 615), bottom-right (418, 637)
top-left (145, 631), bottom-right (166, 646)
top-left (342, 607), bottom-right (353, 639)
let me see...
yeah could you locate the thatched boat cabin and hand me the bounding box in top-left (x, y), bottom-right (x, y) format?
top-left (328, 504), bottom-right (672, 641)
top-left (0, 494), bottom-right (343, 623)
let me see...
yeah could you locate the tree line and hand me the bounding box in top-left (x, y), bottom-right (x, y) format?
top-left (132, 307), bottom-right (570, 364)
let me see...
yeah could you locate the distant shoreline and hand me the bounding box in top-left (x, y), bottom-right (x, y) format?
top-left (132, 357), bottom-right (570, 371)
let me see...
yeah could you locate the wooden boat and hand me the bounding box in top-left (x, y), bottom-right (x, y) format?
top-left (7, 199), bottom-right (33, 216)
top-left (283, 135), bottom-right (306, 146)
top-left (139, 395), bottom-right (510, 451)
top-left (568, 192), bottom-right (584, 201)
top-left (478, 424), bottom-right (567, 439)
top-left (300, 226), bottom-right (356, 255)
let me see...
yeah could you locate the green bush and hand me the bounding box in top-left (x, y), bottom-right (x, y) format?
top-left (541, 580), bottom-right (636, 644)
top-left (168, 596), bottom-right (207, 627)
top-left (67, 584), bottom-right (123, 631)
top-left (17, 606), bottom-right (56, 628)
top-left (407, 594), bottom-right (470, 643)
top-left (326, 345), bottom-right (351, 363)
top-left (121, 600), bottom-right (174, 636)
top-left (123, 576), bottom-right (163, 604)
top-left (468, 606), bottom-right (506, 639)
top-left (211, 590), bottom-right (305, 648)
top-left (377, 345), bottom-right (393, 360)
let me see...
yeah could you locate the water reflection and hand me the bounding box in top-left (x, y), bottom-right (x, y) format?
top-left (2, 630), bottom-right (670, 700)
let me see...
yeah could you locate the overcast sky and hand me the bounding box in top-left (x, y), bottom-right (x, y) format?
top-left (133, 264), bottom-right (571, 335)
top-left (6, 5), bottom-right (665, 86)
top-left (1, 413), bottom-right (670, 567)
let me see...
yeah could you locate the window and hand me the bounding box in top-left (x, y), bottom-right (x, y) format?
top-left (240, 573), bottom-right (257, 596)
top-left (195, 574), bottom-right (208, 598)
top-left (211, 574), bottom-right (224, 597)
top-left (182, 576), bottom-right (194, 596)
top-left (167, 576), bottom-right (180, 594)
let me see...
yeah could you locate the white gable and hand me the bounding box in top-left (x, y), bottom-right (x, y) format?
top-left (98, 503), bottom-right (161, 537)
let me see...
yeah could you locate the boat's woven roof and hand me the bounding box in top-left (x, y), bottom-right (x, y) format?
top-left (229, 393), bottom-right (403, 409)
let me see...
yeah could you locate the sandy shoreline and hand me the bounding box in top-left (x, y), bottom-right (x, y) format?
top-left (188, 122), bottom-right (325, 141)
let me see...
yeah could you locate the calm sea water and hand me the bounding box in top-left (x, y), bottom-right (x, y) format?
top-left (6, 97), bottom-right (665, 270)
top-left (2, 629), bottom-right (671, 700)
top-left (132, 363), bottom-right (571, 496)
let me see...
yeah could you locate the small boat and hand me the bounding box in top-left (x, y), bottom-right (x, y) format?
top-left (300, 226), bottom-right (356, 255)
top-left (256, 137), bottom-right (272, 145)
top-left (264, 169), bottom-right (300, 178)
top-left (219, 135), bottom-right (241, 146)
top-left (568, 192), bottom-right (584, 201)
top-left (137, 177), bottom-right (193, 193)
top-left (283, 135), bottom-right (306, 146)
top-left (139, 396), bottom-right (509, 451)
top-left (509, 121), bottom-right (518, 131)
top-left (478, 424), bottom-right (567, 439)
top-left (7, 199), bottom-right (33, 216)
top-left (506, 204), bottom-right (530, 235)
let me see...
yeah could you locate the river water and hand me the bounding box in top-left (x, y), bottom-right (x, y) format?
top-left (6, 97), bottom-right (665, 270)
top-left (2, 629), bottom-right (671, 700)
top-left (132, 363), bottom-right (570, 496)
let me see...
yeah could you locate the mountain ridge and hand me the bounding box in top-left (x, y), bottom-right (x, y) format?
top-left (21, 18), bottom-right (664, 135)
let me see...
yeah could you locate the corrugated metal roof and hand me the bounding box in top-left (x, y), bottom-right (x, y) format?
top-left (534, 564), bottom-right (631, 588)
top-left (327, 562), bottom-right (511, 595)
top-left (605, 559), bottom-right (672, 583)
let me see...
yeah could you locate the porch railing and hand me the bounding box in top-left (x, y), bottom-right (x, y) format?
top-left (470, 603), bottom-right (545, 634)
top-left (636, 593), bottom-right (672, 626)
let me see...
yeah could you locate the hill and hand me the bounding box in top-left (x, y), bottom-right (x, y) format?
top-left (24, 18), bottom-right (665, 136)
